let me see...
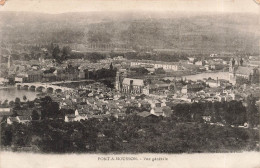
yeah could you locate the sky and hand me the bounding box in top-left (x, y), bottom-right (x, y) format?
top-left (0, 0), bottom-right (259, 14)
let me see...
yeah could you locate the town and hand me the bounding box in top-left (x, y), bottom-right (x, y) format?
top-left (0, 9), bottom-right (260, 153)
top-left (0, 44), bottom-right (259, 153)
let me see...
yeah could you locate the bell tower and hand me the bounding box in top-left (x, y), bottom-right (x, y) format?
top-left (229, 57), bottom-right (236, 85)
top-left (115, 70), bottom-right (121, 91)
top-left (7, 55), bottom-right (11, 69)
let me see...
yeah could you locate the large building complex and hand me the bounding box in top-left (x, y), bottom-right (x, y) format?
top-left (130, 60), bottom-right (179, 71)
top-left (229, 57), bottom-right (260, 85)
top-left (115, 70), bottom-right (145, 94)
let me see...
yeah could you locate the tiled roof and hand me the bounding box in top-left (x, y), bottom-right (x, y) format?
top-left (137, 111), bottom-right (152, 117)
top-left (8, 117), bottom-right (19, 122)
top-left (153, 107), bottom-right (163, 113)
top-left (18, 116), bottom-right (32, 121)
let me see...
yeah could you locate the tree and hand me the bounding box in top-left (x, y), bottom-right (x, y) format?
top-left (40, 96), bottom-right (60, 119)
top-left (14, 98), bottom-right (21, 110)
top-left (32, 110), bottom-right (40, 120)
top-left (52, 45), bottom-right (61, 63)
top-left (15, 98), bottom-right (21, 104)
top-left (246, 95), bottom-right (259, 127)
top-left (131, 67), bottom-right (149, 76)
top-left (224, 101), bottom-right (246, 125)
top-left (23, 95), bottom-right (27, 102)
top-left (8, 101), bottom-right (14, 107)
top-left (155, 68), bottom-right (166, 74)
top-left (1, 126), bottom-right (13, 146)
top-left (2, 99), bottom-right (8, 107)
top-left (61, 46), bottom-right (71, 61)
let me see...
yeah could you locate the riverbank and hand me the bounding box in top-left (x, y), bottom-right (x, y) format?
top-left (164, 71), bottom-right (230, 81)
top-left (0, 85), bottom-right (16, 90)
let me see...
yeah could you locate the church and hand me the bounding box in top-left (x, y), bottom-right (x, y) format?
top-left (229, 57), bottom-right (259, 85)
top-left (115, 70), bottom-right (145, 94)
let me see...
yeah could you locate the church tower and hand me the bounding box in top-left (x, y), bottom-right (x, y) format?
top-left (229, 58), bottom-right (236, 73)
top-left (7, 55), bottom-right (11, 69)
top-left (239, 57), bottom-right (243, 66)
top-left (115, 71), bottom-right (121, 91)
top-left (229, 57), bottom-right (236, 85)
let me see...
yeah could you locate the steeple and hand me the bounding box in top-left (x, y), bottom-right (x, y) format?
top-left (7, 55), bottom-right (11, 69)
top-left (240, 57), bottom-right (243, 66)
top-left (231, 58), bottom-right (235, 67)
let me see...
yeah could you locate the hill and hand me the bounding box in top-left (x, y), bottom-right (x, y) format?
top-left (0, 11), bottom-right (259, 55)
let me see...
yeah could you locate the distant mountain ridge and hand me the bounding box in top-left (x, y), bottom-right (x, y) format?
top-left (0, 11), bottom-right (259, 54)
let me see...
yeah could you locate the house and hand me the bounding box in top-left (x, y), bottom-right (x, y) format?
top-left (148, 100), bottom-right (162, 108)
top-left (162, 106), bottom-right (172, 117)
top-left (89, 114), bottom-right (111, 121)
top-left (0, 108), bottom-right (12, 115)
top-left (202, 116), bottom-right (211, 122)
top-left (206, 79), bottom-right (220, 88)
top-left (78, 69), bottom-right (85, 79)
top-left (181, 83), bottom-right (205, 94)
top-left (7, 116), bottom-right (32, 124)
top-left (0, 108), bottom-right (12, 121)
top-left (137, 111), bottom-right (160, 122)
top-left (64, 109), bottom-right (88, 122)
top-left (195, 60), bottom-right (205, 66)
top-left (27, 71), bottom-right (43, 82)
top-left (15, 76), bottom-right (26, 83)
top-left (0, 78), bottom-right (9, 85)
top-left (150, 107), bottom-right (164, 116)
top-left (137, 111), bottom-right (152, 117)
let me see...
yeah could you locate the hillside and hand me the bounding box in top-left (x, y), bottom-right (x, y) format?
top-left (0, 11), bottom-right (259, 54)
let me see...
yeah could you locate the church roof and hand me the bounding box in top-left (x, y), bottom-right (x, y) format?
top-left (122, 78), bottom-right (144, 86)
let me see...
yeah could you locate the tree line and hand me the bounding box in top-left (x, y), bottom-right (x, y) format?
top-left (1, 115), bottom-right (259, 153)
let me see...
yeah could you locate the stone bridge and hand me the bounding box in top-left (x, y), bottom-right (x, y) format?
top-left (15, 83), bottom-right (74, 93)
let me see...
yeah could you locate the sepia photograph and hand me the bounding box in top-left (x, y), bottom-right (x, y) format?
top-left (0, 0), bottom-right (259, 167)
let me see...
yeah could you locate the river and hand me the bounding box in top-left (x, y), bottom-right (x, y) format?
top-left (0, 87), bottom-right (38, 102)
top-left (164, 71), bottom-right (230, 81)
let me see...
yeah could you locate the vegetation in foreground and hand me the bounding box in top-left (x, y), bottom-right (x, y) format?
top-left (1, 115), bottom-right (259, 153)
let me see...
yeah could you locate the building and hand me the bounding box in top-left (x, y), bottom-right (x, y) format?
top-left (7, 116), bottom-right (32, 124)
top-left (131, 60), bottom-right (179, 71)
top-left (64, 109), bottom-right (88, 122)
top-left (181, 83), bottom-right (205, 94)
top-left (78, 69), bottom-right (85, 79)
top-left (27, 71), bottom-right (43, 82)
top-left (115, 69), bottom-right (128, 91)
top-left (229, 57), bottom-right (260, 85)
top-left (121, 78), bottom-right (144, 94)
top-left (0, 108), bottom-right (12, 121)
top-left (206, 79), bottom-right (220, 88)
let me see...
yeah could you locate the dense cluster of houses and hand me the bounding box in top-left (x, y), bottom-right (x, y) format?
top-left (1, 55), bottom-right (260, 126)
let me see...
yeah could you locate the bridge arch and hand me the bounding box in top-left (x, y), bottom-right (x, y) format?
top-left (22, 85), bottom-right (29, 90)
top-left (16, 84), bottom-right (22, 89)
top-left (29, 85), bottom-right (36, 91)
top-left (55, 88), bottom-right (63, 93)
top-left (46, 87), bottom-right (54, 93)
top-left (36, 86), bottom-right (46, 92)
